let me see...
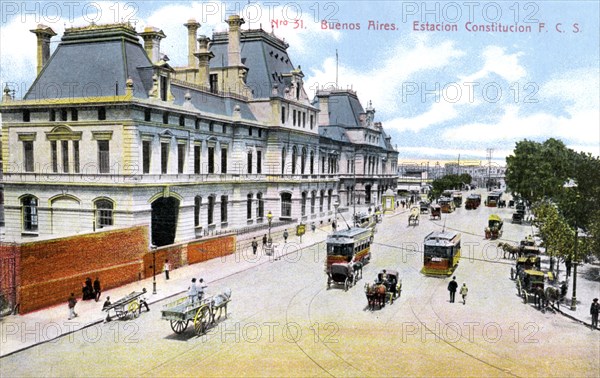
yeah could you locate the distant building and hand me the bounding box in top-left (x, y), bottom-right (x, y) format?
top-left (0, 19), bottom-right (397, 245)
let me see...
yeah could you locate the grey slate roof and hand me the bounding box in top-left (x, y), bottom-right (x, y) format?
top-left (209, 30), bottom-right (295, 98)
top-left (171, 84), bottom-right (257, 121)
top-left (25, 31), bottom-right (152, 101)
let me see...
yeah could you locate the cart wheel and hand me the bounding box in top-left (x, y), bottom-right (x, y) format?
top-left (193, 305), bottom-right (211, 335)
top-left (128, 300), bottom-right (140, 318)
top-left (344, 278), bottom-right (349, 291)
top-left (170, 320), bottom-right (189, 334)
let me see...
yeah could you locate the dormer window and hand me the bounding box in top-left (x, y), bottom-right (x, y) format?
top-left (71, 108), bottom-right (78, 121)
top-left (163, 111), bottom-right (169, 124)
top-left (23, 110), bottom-right (30, 122)
top-left (60, 109), bottom-right (67, 121)
top-left (195, 118), bottom-right (200, 130)
top-left (160, 75), bottom-right (168, 101)
top-left (98, 107), bottom-right (106, 121)
top-left (179, 115), bottom-right (185, 127)
top-left (49, 109), bottom-right (56, 121)
top-left (144, 109), bottom-right (151, 122)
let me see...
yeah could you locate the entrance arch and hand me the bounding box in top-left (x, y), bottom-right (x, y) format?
top-left (151, 197), bottom-right (180, 247)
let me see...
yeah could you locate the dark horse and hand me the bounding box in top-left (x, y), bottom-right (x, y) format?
top-left (365, 283), bottom-right (386, 311)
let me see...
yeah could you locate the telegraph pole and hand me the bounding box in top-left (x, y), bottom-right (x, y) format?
top-left (486, 148), bottom-right (494, 190)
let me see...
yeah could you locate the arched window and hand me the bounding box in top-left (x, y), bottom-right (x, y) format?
top-left (281, 192), bottom-right (292, 218)
top-left (291, 146), bottom-right (297, 175)
top-left (21, 195), bottom-right (38, 231)
top-left (301, 191), bottom-right (307, 216)
top-left (281, 147), bottom-right (286, 175)
top-left (301, 147), bottom-right (307, 175)
top-left (194, 196), bottom-right (202, 227)
top-left (311, 191), bottom-right (316, 214)
top-left (310, 151), bottom-right (314, 174)
top-left (95, 199), bottom-right (114, 229)
top-left (328, 189), bottom-right (333, 210)
top-left (247, 193), bottom-right (253, 220)
top-left (207, 195), bottom-right (215, 225)
top-left (319, 189), bottom-right (325, 212)
top-left (256, 192), bottom-right (264, 219)
top-left (220, 195), bottom-right (228, 223)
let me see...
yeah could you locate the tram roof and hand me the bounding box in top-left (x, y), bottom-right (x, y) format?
top-left (424, 231), bottom-right (461, 246)
top-left (327, 227), bottom-right (370, 241)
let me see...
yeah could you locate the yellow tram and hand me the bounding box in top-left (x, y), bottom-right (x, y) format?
top-left (325, 227), bottom-right (372, 272)
top-left (421, 231), bottom-right (461, 276)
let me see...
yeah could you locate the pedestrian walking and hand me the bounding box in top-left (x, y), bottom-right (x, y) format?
top-left (198, 278), bottom-right (208, 301)
top-left (251, 237), bottom-right (258, 255)
top-left (311, 222), bottom-right (316, 232)
top-left (93, 277), bottom-right (101, 302)
top-left (591, 298), bottom-right (599, 329)
top-left (448, 276), bottom-right (458, 303)
top-left (460, 283), bottom-right (468, 305)
top-left (164, 259), bottom-right (170, 280)
top-left (102, 296), bottom-right (112, 322)
top-left (68, 293), bottom-right (78, 320)
top-left (332, 220), bottom-right (337, 232)
top-left (283, 229), bottom-right (289, 243)
top-left (262, 234), bottom-right (268, 250)
top-left (188, 278), bottom-right (198, 304)
top-left (138, 288), bottom-right (150, 314)
top-left (565, 257), bottom-right (572, 278)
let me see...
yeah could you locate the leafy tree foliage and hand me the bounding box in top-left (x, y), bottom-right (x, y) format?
top-left (429, 174), bottom-right (472, 200)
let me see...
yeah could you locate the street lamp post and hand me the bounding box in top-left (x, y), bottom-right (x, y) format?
top-left (151, 245), bottom-right (157, 295)
top-left (334, 201), bottom-right (339, 232)
top-left (267, 211), bottom-right (273, 244)
top-left (564, 179), bottom-right (580, 311)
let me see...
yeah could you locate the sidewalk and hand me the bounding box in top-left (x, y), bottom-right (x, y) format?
top-left (0, 221), bottom-right (333, 357)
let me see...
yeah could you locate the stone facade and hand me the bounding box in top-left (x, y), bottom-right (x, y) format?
top-left (0, 18), bottom-right (397, 246)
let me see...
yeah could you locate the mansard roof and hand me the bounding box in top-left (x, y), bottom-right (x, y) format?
top-left (209, 29), bottom-right (295, 98)
top-left (25, 23), bottom-right (153, 101)
top-left (170, 84), bottom-right (257, 121)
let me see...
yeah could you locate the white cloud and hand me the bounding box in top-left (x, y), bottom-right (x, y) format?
top-left (396, 146), bottom-right (512, 162)
top-left (441, 67), bottom-right (600, 154)
top-left (305, 34), bottom-right (465, 115)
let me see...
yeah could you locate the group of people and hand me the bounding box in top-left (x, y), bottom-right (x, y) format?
top-left (188, 278), bottom-right (208, 304)
top-left (82, 277), bottom-right (101, 302)
top-left (447, 276), bottom-right (468, 305)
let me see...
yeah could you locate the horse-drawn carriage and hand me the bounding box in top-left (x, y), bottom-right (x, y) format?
top-left (161, 289), bottom-right (231, 335)
top-left (327, 262), bottom-right (361, 291)
top-left (516, 270), bottom-right (567, 312)
top-left (364, 270), bottom-right (402, 311)
top-left (408, 207), bottom-right (420, 226)
top-left (430, 204), bottom-right (441, 220)
top-left (465, 194), bottom-right (481, 210)
top-left (439, 197), bottom-right (455, 213)
top-left (452, 192), bottom-right (463, 208)
top-left (485, 214), bottom-right (503, 239)
top-left (419, 201), bottom-right (430, 214)
top-left (103, 291), bottom-right (148, 320)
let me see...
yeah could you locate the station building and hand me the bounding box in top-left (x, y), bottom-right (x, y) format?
top-left (0, 17), bottom-right (398, 247)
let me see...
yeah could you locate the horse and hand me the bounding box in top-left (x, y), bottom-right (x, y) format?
top-left (351, 261), bottom-right (363, 283)
top-left (364, 283), bottom-right (386, 311)
top-left (545, 282), bottom-right (568, 310)
top-left (210, 288), bottom-right (232, 322)
top-left (498, 242), bottom-right (519, 260)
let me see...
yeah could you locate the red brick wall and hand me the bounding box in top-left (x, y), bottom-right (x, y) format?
top-left (17, 226), bottom-right (148, 314)
top-left (187, 235), bottom-right (235, 264)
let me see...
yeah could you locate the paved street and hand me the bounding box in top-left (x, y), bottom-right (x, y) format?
top-left (1, 195), bottom-right (599, 377)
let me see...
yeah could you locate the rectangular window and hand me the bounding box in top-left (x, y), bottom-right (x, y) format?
top-left (51, 141), bottom-right (58, 173)
top-left (222, 124), bottom-right (227, 134)
top-left (142, 141), bottom-right (151, 174)
top-left (23, 141), bottom-right (34, 172)
top-left (177, 144), bottom-right (185, 174)
top-left (221, 148), bottom-right (227, 174)
top-left (220, 195), bottom-right (228, 223)
top-left (98, 107), bottom-right (106, 120)
top-left (310, 114), bottom-right (314, 129)
top-left (160, 142), bottom-right (169, 174)
top-left (23, 110), bottom-right (30, 122)
top-left (209, 74), bottom-right (218, 94)
top-left (208, 147), bottom-right (215, 173)
top-left (247, 195), bottom-right (252, 219)
top-left (249, 127), bottom-right (253, 136)
top-left (160, 76), bottom-right (167, 101)
top-left (258, 128), bottom-right (262, 138)
top-left (281, 106), bottom-right (286, 124)
top-left (73, 141), bottom-right (80, 173)
top-left (293, 109), bottom-right (296, 126)
top-left (256, 151), bottom-right (262, 174)
top-left (195, 118), bottom-right (200, 130)
top-left (303, 112), bottom-right (306, 127)
top-left (247, 151), bottom-right (252, 174)
top-left (321, 156), bottom-right (325, 173)
top-left (209, 122), bottom-right (214, 132)
top-left (257, 194), bottom-right (264, 218)
top-left (60, 109), bottom-right (67, 121)
top-left (144, 109), bottom-right (151, 122)
top-left (194, 145), bottom-right (201, 174)
top-left (61, 140), bottom-right (69, 173)
top-left (179, 115), bottom-right (185, 127)
top-left (97, 140), bottom-right (110, 173)
top-left (194, 197), bottom-right (201, 227)
top-left (49, 109), bottom-right (56, 121)
top-left (163, 112), bottom-right (169, 124)
top-left (71, 108), bottom-right (78, 121)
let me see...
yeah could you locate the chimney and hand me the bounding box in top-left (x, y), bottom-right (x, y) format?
top-left (138, 27), bottom-right (166, 64)
top-left (30, 24), bottom-right (56, 75)
top-left (194, 35), bottom-right (214, 87)
top-left (183, 19), bottom-right (200, 68)
top-left (226, 15), bottom-right (245, 66)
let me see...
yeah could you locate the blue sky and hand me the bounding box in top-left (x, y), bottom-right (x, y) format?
top-left (1, 1), bottom-right (598, 164)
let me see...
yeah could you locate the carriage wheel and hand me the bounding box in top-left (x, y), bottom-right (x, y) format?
top-left (128, 300), bottom-right (140, 318)
top-left (344, 278), bottom-right (349, 291)
top-left (193, 305), bottom-right (211, 335)
top-left (327, 278), bottom-right (331, 289)
top-left (170, 320), bottom-right (189, 334)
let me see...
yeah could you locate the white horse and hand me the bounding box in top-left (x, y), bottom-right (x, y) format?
top-left (210, 288), bottom-right (232, 322)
